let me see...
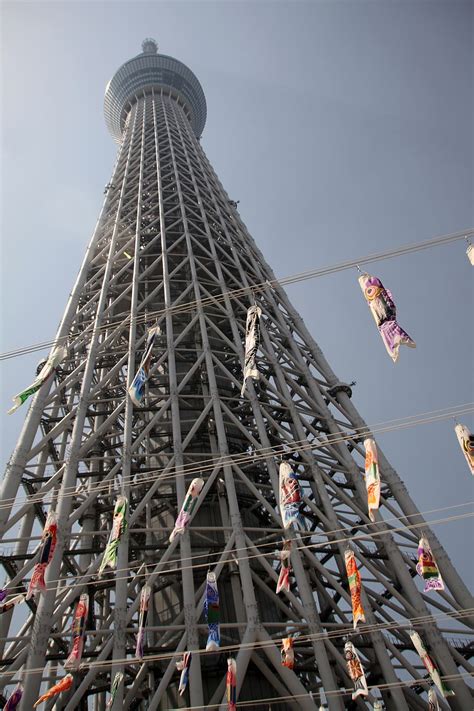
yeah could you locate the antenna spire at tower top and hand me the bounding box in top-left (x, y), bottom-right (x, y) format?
top-left (142, 38), bottom-right (158, 54)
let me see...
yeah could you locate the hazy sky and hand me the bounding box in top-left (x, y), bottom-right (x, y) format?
top-left (1, 0), bottom-right (472, 584)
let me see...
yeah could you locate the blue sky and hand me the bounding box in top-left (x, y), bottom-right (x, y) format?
top-left (1, 0), bottom-right (472, 583)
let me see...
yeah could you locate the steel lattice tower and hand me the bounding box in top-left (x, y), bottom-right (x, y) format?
top-left (1, 39), bottom-right (472, 711)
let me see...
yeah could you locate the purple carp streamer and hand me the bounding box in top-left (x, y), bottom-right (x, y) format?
top-left (106, 672), bottom-right (124, 709)
top-left (99, 495), bottom-right (128, 576)
top-left (409, 630), bottom-right (455, 698)
top-left (136, 585), bottom-right (151, 659)
top-left (416, 537), bottom-right (444, 592)
top-left (276, 540), bottom-right (292, 594)
top-left (226, 658), bottom-right (237, 711)
top-left (428, 688), bottom-right (441, 710)
top-left (344, 641), bottom-right (368, 700)
top-left (363, 437), bottom-right (380, 521)
top-left (0, 590), bottom-right (7, 602)
top-left (128, 325), bottom-right (159, 406)
top-left (241, 305), bottom-right (262, 396)
top-left (279, 461), bottom-right (306, 531)
top-left (8, 344), bottom-right (67, 414)
top-left (0, 594), bottom-right (25, 615)
top-left (169, 478), bottom-right (204, 542)
top-left (26, 511), bottom-right (58, 599)
top-left (344, 549), bottom-right (366, 629)
top-left (454, 423), bottom-right (474, 475)
top-left (64, 593), bottom-right (89, 671)
top-left (358, 273), bottom-right (415, 362)
top-left (204, 571), bottom-right (220, 651)
top-left (4, 685), bottom-right (23, 710)
top-left (176, 651), bottom-right (192, 696)
top-left (33, 674), bottom-right (73, 708)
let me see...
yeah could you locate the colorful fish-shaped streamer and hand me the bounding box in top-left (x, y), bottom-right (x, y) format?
top-left (4, 685), bottom-right (23, 710)
top-left (241, 305), bottom-right (262, 396)
top-left (169, 478), bottom-right (204, 542)
top-left (416, 537), bottom-right (444, 592)
top-left (373, 702), bottom-right (383, 710)
top-left (136, 585), bottom-right (151, 659)
top-left (279, 461), bottom-right (306, 531)
top-left (33, 674), bottom-right (73, 708)
top-left (0, 594), bottom-right (25, 615)
top-left (344, 549), bottom-right (365, 629)
top-left (409, 630), bottom-right (455, 698)
top-left (466, 242), bottom-right (474, 266)
top-left (26, 511), bottom-right (58, 599)
top-left (281, 637), bottom-right (295, 669)
top-left (428, 688), bottom-right (441, 710)
top-left (454, 423), bottom-right (474, 475)
top-left (64, 593), bottom-right (89, 671)
top-left (99, 496), bottom-right (128, 576)
top-left (204, 571), bottom-right (220, 651)
top-left (128, 325), bottom-right (160, 406)
top-left (106, 672), bottom-right (124, 709)
top-left (363, 437), bottom-right (380, 521)
top-left (226, 658), bottom-right (237, 711)
top-left (8, 345), bottom-right (67, 414)
top-left (276, 540), bottom-right (292, 594)
top-left (358, 273), bottom-right (415, 363)
top-left (0, 589), bottom-right (7, 602)
top-left (176, 651), bottom-right (192, 696)
top-left (344, 641), bottom-right (368, 700)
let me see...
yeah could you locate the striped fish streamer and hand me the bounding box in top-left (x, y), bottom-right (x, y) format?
top-left (128, 325), bottom-right (160, 407)
top-left (344, 549), bottom-right (366, 629)
top-left (358, 273), bottom-right (415, 362)
top-left (279, 460), bottom-right (306, 531)
top-left (4, 685), bottom-right (23, 711)
top-left (204, 571), bottom-right (220, 651)
top-left (343, 641), bottom-right (368, 700)
top-left (169, 478), bottom-right (204, 542)
top-left (99, 496), bottom-right (128, 576)
top-left (136, 585), bottom-right (151, 659)
top-left (33, 674), bottom-right (73, 708)
top-left (64, 593), bottom-right (89, 671)
top-left (0, 594), bottom-right (25, 615)
top-left (241, 305), bottom-right (262, 395)
top-left (176, 651), bottom-right (192, 696)
top-left (226, 658), bottom-right (237, 711)
top-left (106, 672), bottom-right (124, 709)
top-left (281, 638), bottom-right (295, 669)
top-left (8, 344), bottom-right (67, 414)
top-left (409, 630), bottom-right (455, 698)
top-left (454, 423), bottom-right (474, 475)
top-left (416, 537), bottom-right (444, 592)
top-left (276, 540), bottom-right (292, 594)
top-left (428, 688), bottom-right (440, 710)
top-left (363, 437), bottom-right (380, 521)
top-left (26, 511), bottom-right (58, 599)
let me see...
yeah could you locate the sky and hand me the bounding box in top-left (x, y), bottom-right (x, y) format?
top-left (0, 0), bottom-right (473, 591)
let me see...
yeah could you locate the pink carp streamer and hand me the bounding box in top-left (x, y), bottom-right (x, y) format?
top-left (359, 272), bottom-right (415, 362)
top-left (281, 638), bottom-right (295, 669)
top-left (33, 674), bottom-right (73, 708)
top-left (169, 478), bottom-right (204, 542)
top-left (344, 549), bottom-right (366, 629)
top-left (363, 437), bottom-right (380, 521)
top-left (276, 540), bottom-right (292, 594)
top-left (136, 585), bottom-right (151, 659)
top-left (26, 511), bottom-right (58, 599)
top-left (344, 641), bottom-right (368, 700)
top-left (409, 630), bottom-right (455, 698)
top-left (64, 593), bottom-right (89, 671)
top-left (454, 423), bottom-right (474, 475)
top-left (416, 537), bottom-right (444, 592)
top-left (176, 652), bottom-right (192, 695)
top-left (226, 658), bottom-right (237, 711)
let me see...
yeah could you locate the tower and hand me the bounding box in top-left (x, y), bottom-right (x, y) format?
top-left (0, 37), bottom-right (472, 710)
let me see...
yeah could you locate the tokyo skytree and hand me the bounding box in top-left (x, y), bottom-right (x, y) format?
top-left (0, 39), bottom-right (472, 711)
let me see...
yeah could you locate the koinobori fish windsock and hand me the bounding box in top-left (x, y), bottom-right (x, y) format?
top-left (136, 585), bottom-right (151, 659)
top-left (466, 242), bottom-right (474, 266)
top-left (205, 571), bottom-right (220, 651)
top-left (106, 672), bottom-right (124, 709)
top-left (409, 630), bottom-right (455, 698)
top-left (454, 423), bottom-right (474, 475)
top-left (241, 305), bottom-right (262, 396)
top-left (99, 496), bottom-right (128, 576)
top-left (4, 685), bottom-right (23, 711)
top-left (128, 325), bottom-right (160, 407)
top-left (428, 688), bottom-right (441, 710)
top-left (8, 344), bottom-right (67, 414)
top-left (344, 549), bottom-right (366, 629)
top-left (0, 594), bottom-right (25, 615)
top-left (169, 478), bottom-right (204, 542)
top-left (64, 593), bottom-right (89, 671)
top-left (226, 658), bottom-right (237, 711)
top-left (416, 537), bottom-right (444, 592)
top-left (281, 638), bottom-right (295, 669)
top-left (358, 273), bottom-right (415, 362)
top-left (176, 652), bottom-right (192, 695)
top-left (276, 540), bottom-right (292, 594)
top-left (363, 437), bottom-right (380, 521)
top-left (279, 461), bottom-right (306, 531)
top-left (343, 641), bottom-right (368, 700)
top-left (33, 674), bottom-right (74, 708)
top-left (26, 511), bottom-right (58, 599)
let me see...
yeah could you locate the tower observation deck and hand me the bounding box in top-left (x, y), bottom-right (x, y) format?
top-left (0, 40), bottom-right (473, 711)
